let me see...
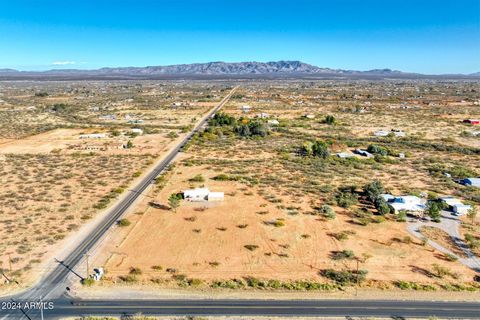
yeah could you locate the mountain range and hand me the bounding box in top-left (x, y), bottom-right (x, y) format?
top-left (0, 61), bottom-right (478, 80)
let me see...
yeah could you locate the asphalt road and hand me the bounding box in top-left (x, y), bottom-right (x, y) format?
top-left (3, 298), bottom-right (480, 319)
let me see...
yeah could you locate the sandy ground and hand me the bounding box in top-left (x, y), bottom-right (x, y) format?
top-left (88, 161), bottom-right (475, 285)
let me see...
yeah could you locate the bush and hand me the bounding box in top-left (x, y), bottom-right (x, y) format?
top-left (118, 218), bottom-right (131, 227)
top-left (244, 244), bottom-right (259, 251)
top-left (367, 144), bottom-right (389, 156)
top-left (188, 174), bottom-right (205, 182)
top-left (330, 250), bottom-right (355, 260)
top-left (319, 204), bottom-right (336, 219)
top-left (324, 115), bottom-right (336, 125)
top-left (321, 269), bottom-right (368, 285)
top-left (335, 187), bottom-right (358, 208)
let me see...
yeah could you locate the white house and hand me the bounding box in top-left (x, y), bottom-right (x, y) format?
top-left (267, 119), bottom-right (280, 126)
top-left (79, 133), bottom-right (106, 139)
top-left (183, 188), bottom-right (224, 202)
top-left (184, 188), bottom-right (210, 201)
top-left (241, 105), bottom-right (252, 113)
top-left (304, 114), bottom-right (315, 119)
top-left (374, 129), bottom-right (406, 137)
top-left (131, 128), bottom-right (143, 135)
top-left (256, 112), bottom-right (270, 119)
top-left (374, 130), bottom-right (390, 137)
top-left (336, 152), bottom-right (354, 159)
top-left (388, 195), bottom-right (426, 214)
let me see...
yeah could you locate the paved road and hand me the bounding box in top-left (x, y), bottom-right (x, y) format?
top-left (407, 211), bottom-right (480, 272)
top-left (1, 87), bottom-right (237, 313)
top-left (3, 298), bottom-right (480, 319)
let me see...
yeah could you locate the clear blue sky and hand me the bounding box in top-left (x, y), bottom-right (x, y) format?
top-left (0, 0), bottom-right (479, 74)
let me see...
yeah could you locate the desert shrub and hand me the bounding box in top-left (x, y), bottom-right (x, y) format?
top-left (367, 144), bottom-right (389, 156)
top-left (321, 269), bottom-right (367, 285)
top-left (323, 115), bottom-right (336, 125)
top-left (81, 277), bottom-right (95, 286)
top-left (129, 267), bottom-right (142, 275)
top-left (335, 186), bottom-right (358, 208)
top-left (244, 244), bottom-right (259, 251)
top-left (118, 218), bottom-right (131, 227)
top-left (319, 204), bottom-right (335, 219)
top-left (330, 250), bottom-right (355, 260)
top-left (188, 174), bottom-right (205, 182)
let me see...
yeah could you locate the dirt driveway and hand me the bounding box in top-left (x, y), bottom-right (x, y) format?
top-left (407, 211), bottom-right (480, 272)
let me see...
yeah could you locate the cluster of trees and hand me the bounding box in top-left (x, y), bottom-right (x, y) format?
top-left (367, 144), bottom-right (389, 156)
top-left (208, 112), bottom-right (236, 126)
top-left (300, 140), bottom-right (330, 159)
top-left (207, 112), bottom-right (269, 138)
top-left (235, 120), bottom-right (268, 137)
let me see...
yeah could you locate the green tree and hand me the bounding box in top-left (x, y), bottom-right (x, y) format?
top-left (363, 180), bottom-right (384, 203)
top-left (168, 193), bottom-right (182, 212)
top-left (126, 140), bottom-right (134, 149)
top-left (427, 202), bottom-right (441, 222)
top-left (324, 115), bottom-right (336, 125)
top-left (375, 197), bottom-right (391, 215)
top-left (367, 144), bottom-right (388, 156)
top-left (467, 205), bottom-right (477, 225)
top-left (311, 140), bottom-right (330, 159)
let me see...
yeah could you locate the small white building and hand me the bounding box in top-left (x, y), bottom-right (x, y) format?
top-left (440, 196), bottom-right (472, 216)
top-left (184, 188), bottom-right (210, 201)
top-left (304, 114), bottom-right (315, 119)
top-left (79, 133), bottom-right (106, 139)
top-left (131, 128), bottom-right (143, 135)
top-left (183, 188), bottom-right (224, 202)
top-left (336, 152), bottom-right (354, 159)
top-left (267, 119), bottom-right (280, 126)
top-left (241, 105), bottom-right (252, 113)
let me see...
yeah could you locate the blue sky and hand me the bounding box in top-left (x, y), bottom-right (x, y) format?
top-left (0, 0), bottom-right (479, 74)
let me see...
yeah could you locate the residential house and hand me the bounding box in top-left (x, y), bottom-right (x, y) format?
top-left (388, 195), bottom-right (426, 214)
top-left (183, 188), bottom-right (224, 202)
top-left (439, 196), bottom-right (471, 215)
top-left (79, 133), bottom-right (106, 139)
top-left (267, 119), bottom-right (280, 126)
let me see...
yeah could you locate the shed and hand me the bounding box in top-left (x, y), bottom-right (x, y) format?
top-left (461, 178), bottom-right (480, 188)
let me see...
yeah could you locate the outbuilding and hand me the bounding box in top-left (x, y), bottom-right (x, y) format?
top-left (460, 178), bottom-right (480, 188)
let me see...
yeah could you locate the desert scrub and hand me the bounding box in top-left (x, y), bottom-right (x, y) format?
top-left (117, 218), bottom-right (131, 227)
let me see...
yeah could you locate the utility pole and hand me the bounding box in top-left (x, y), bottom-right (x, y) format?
top-left (355, 258), bottom-right (360, 297)
top-left (7, 253), bottom-right (12, 273)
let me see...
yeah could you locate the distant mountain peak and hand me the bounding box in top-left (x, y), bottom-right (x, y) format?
top-left (0, 61), bottom-right (478, 79)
